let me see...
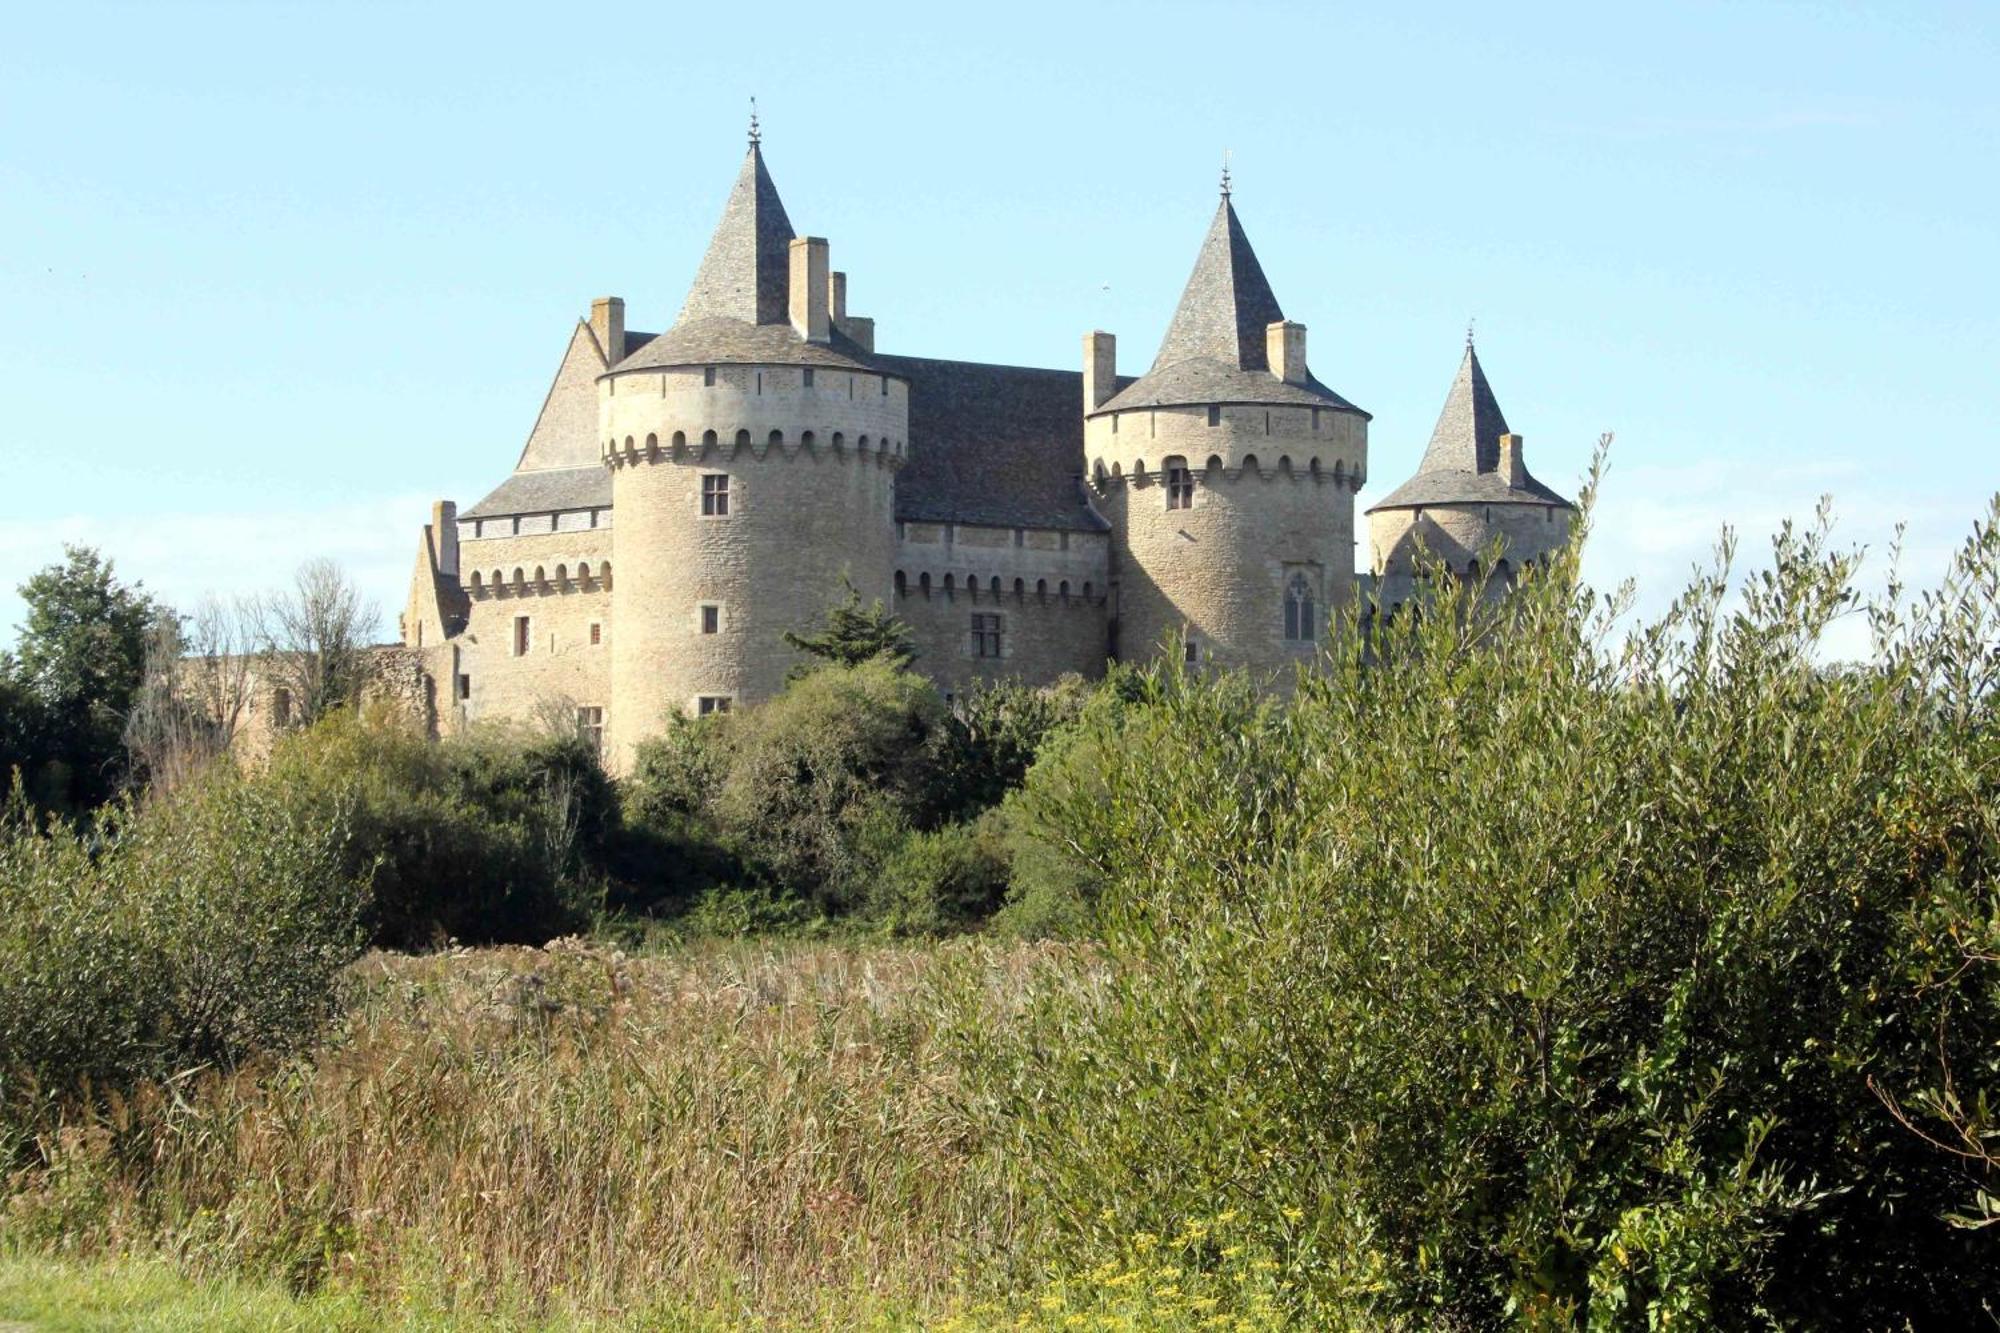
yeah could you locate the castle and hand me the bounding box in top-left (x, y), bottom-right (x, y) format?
top-left (398, 130), bottom-right (1575, 772)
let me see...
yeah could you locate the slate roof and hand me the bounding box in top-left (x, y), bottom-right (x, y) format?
top-left (676, 142), bottom-right (795, 327)
top-left (611, 318), bottom-right (888, 375)
top-left (1367, 344), bottom-right (1573, 512)
top-left (879, 355), bottom-right (1107, 533)
top-left (462, 466), bottom-right (610, 519)
top-left (1096, 194), bottom-right (1365, 419)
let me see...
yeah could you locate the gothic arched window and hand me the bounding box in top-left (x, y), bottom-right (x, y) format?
top-left (1284, 572), bottom-right (1316, 642)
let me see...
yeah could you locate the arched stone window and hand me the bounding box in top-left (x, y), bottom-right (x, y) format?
top-left (1495, 557), bottom-right (1514, 587)
top-left (989, 576), bottom-right (1001, 597)
top-left (858, 434), bottom-right (871, 450)
top-left (768, 429), bottom-right (784, 448)
top-left (894, 570), bottom-right (907, 596)
top-left (1036, 578), bottom-right (1048, 600)
top-left (1163, 455), bottom-right (1193, 510)
top-left (1059, 579), bottom-right (1070, 599)
top-left (919, 572), bottom-right (931, 597)
top-left (800, 430), bottom-right (815, 448)
top-left (943, 573), bottom-right (956, 598)
top-left (1083, 580), bottom-right (1093, 600)
top-left (1284, 572), bottom-right (1316, 642)
top-left (578, 561), bottom-right (593, 585)
top-left (600, 562), bottom-right (612, 587)
top-left (672, 430), bottom-right (687, 448)
top-left (1013, 577), bottom-right (1025, 599)
top-left (702, 429), bottom-right (718, 447)
top-left (554, 563), bottom-right (568, 586)
top-left (832, 431), bottom-right (845, 449)
top-left (511, 567), bottom-right (525, 588)
top-left (470, 571), bottom-right (483, 593)
top-left (735, 429), bottom-right (752, 448)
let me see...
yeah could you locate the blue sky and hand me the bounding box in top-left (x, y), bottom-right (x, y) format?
top-left (2, 1), bottom-right (1995, 650)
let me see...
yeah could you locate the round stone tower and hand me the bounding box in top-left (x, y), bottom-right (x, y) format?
top-left (601, 138), bottom-right (906, 768)
top-left (1365, 339), bottom-right (1575, 613)
top-left (1085, 183), bottom-right (1368, 676)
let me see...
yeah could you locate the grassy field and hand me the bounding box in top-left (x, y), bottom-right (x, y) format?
top-left (0, 939), bottom-right (1060, 1329)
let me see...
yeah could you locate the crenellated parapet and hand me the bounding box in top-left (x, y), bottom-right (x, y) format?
top-left (466, 561), bottom-right (613, 599)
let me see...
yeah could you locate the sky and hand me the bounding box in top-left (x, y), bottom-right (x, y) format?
top-left (1, 1), bottom-right (1995, 654)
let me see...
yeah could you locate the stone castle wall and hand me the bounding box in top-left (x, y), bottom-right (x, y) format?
top-left (452, 525), bottom-right (615, 733)
top-left (1367, 500), bottom-right (1572, 609)
top-left (893, 521), bottom-right (1110, 691)
top-left (1087, 401), bottom-right (1366, 677)
top-left (601, 361), bottom-right (907, 769)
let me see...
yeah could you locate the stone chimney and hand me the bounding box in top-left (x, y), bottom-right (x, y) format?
top-left (589, 297), bottom-right (625, 364)
top-left (431, 500), bottom-right (459, 577)
top-left (1083, 331), bottom-right (1117, 411)
top-left (1267, 320), bottom-right (1308, 386)
top-left (1498, 433), bottom-right (1526, 488)
top-left (789, 237), bottom-right (830, 343)
top-left (829, 270), bottom-right (848, 324)
top-left (843, 316), bottom-right (875, 352)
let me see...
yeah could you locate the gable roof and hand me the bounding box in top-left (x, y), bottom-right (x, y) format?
top-left (1096, 193), bottom-right (1364, 419)
top-left (513, 320), bottom-right (610, 471)
top-left (676, 142), bottom-right (796, 327)
top-left (462, 466), bottom-right (610, 519)
top-left (1368, 343), bottom-right (1573, 511)
top-left (879, 355), bottom-right (1107, 533)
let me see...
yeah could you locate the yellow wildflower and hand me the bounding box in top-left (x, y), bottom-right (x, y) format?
top-left (1281, 1207), bottom-right (1304, 1222)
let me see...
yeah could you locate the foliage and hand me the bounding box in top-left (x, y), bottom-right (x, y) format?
top-left (868, 810), bottom-right (1012, 937)
top-left (933, 674), bottom-right (1095, 819)
top-left (958, 479), bottom-right (2000, 1327)
top-left (0, 766), bottom-right (363, 1141)
top-left (2, 545), bottom-right (166, 814)
top-left (706, 659), bottom-right (954, 912)
top-left (254, 710), bottom-right (603, 949)
top-left (782, 576), bottom-right (917, 676)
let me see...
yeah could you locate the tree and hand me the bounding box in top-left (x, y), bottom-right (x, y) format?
top-left (125, 596), bottom-right (254, 793)
top-left (782, 577), bottom-right (916, 677)
top-left (5, 545), bottom-right (164, 812)
top-left (248, 558), bottom-right (378, 730)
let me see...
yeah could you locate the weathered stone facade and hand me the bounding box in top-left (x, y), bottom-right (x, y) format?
top-left (395, 135), bottom-right (1572, 772)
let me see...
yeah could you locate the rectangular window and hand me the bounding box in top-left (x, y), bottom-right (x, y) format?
top-left (971, 612), bottom-right (1002, 659)
top-left (802, 368), bottom-right (815, 388)
top-left (272, 687), bottom-right (292, 728)
top-left (703, 366), bottom-right (716, 387)
top-left (881, 376), bottom-right (889, 396)
top-left (513, 615), bottom-right (530, 656)
top-left (697, 695), bottom-right (732, 717)
top-left (589, 622), bottom-right (602, 646)
top-left (701, 474), bottom-right (730, 516)
top-left (1183, 636), bottom-right (1200, 666)
top-left (457, 673), bottom-right (471, 701)
top-left (1207, 404), bottom-right (1221, 427)
top-left (700, 604), bottom-right (720, 634)
top-left (576, 706), bottom-right (604, 753)
top-left (1165, 459), bottom-right (1194, 510)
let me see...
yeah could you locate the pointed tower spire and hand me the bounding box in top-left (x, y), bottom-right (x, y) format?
top-left (676, 138), bottom-right (796, 327)
top-left (1149, 192), bottom-right (1284, 373)
top-left (1416, 341), bottom-right (1511, 476)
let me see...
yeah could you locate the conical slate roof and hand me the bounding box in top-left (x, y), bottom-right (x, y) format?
top-left (1153, 197), bottom-right (1286, 373)
top-left (1368, 343), bottom-right (1573, 511)
top-left (1095, 191), bottom-right (1362, 417)
top-left (677, 142), bottom-right (796, 326)
top-left (613, 140), bottom-right (887, 376)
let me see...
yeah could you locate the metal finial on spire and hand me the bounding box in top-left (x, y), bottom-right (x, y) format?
top-left (1466, 316), bottom-right (1477, 350)
top-left (748, 97), bottom-right (761, 146)
top-left (1220, 148), bottom-right (1233, 198)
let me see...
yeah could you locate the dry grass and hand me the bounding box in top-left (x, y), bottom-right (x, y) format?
top-left (5, 938), bottom-right (1063, 1327)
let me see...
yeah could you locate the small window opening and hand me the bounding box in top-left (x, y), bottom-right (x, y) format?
top-left (702, 474), bottom-right (731, 516)
top-left (1285, 573), bottom-right (1316, 642)
top-left (971, 612), bottom-right (1002, 659)
top-left (513, 615), bottom-right (530, 657)
top-left (697, 696), bottom-right (732, 717)
top-left (589, 622), bottom-right (602, 646)
top-left (703, 366), bottom-right (716, 387)
top-left (1207, 404), bottom-right (1221, 427)
top-left (1165, 457), bottom-right (1194, 510)
top-left (576, 706), bottom-right (604, 753)
top-left (700, 605), bottom-right (720, 634)
top-left (803, 368), bottom-right (815, 388)
top-left (456, 674), bottom-right (471, 701)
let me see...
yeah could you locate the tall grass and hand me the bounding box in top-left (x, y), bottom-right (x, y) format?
top-left (5, 939), bottom-right (1050, 1326)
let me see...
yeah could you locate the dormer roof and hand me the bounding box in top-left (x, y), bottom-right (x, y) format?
top-left (1367, 343), bottom-right (1573, 511)
top-left (1095, 192), bottom-right (1364, 418)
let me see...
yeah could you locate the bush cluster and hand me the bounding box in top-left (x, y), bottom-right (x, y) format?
top-left (964, 491), bottom-right (2000, 1326)
top-left (0, 768), bottom-right (363, 1141)
top-left (621, 660), bottom-right (1093, 935)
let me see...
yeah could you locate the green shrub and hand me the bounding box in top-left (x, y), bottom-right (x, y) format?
top-left (869, 812), bottom-right (1012, 937)
top-left (0, 767), bottom-right (362, 1139)
top-left (255, 710), bottom-right (598, 948)
top-left (963, 484), bottom-right (2000, 1327)
top-left (934, 675), bottom-right (1094, 819)
top-left (709, 660), bottom-right (952, 912)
